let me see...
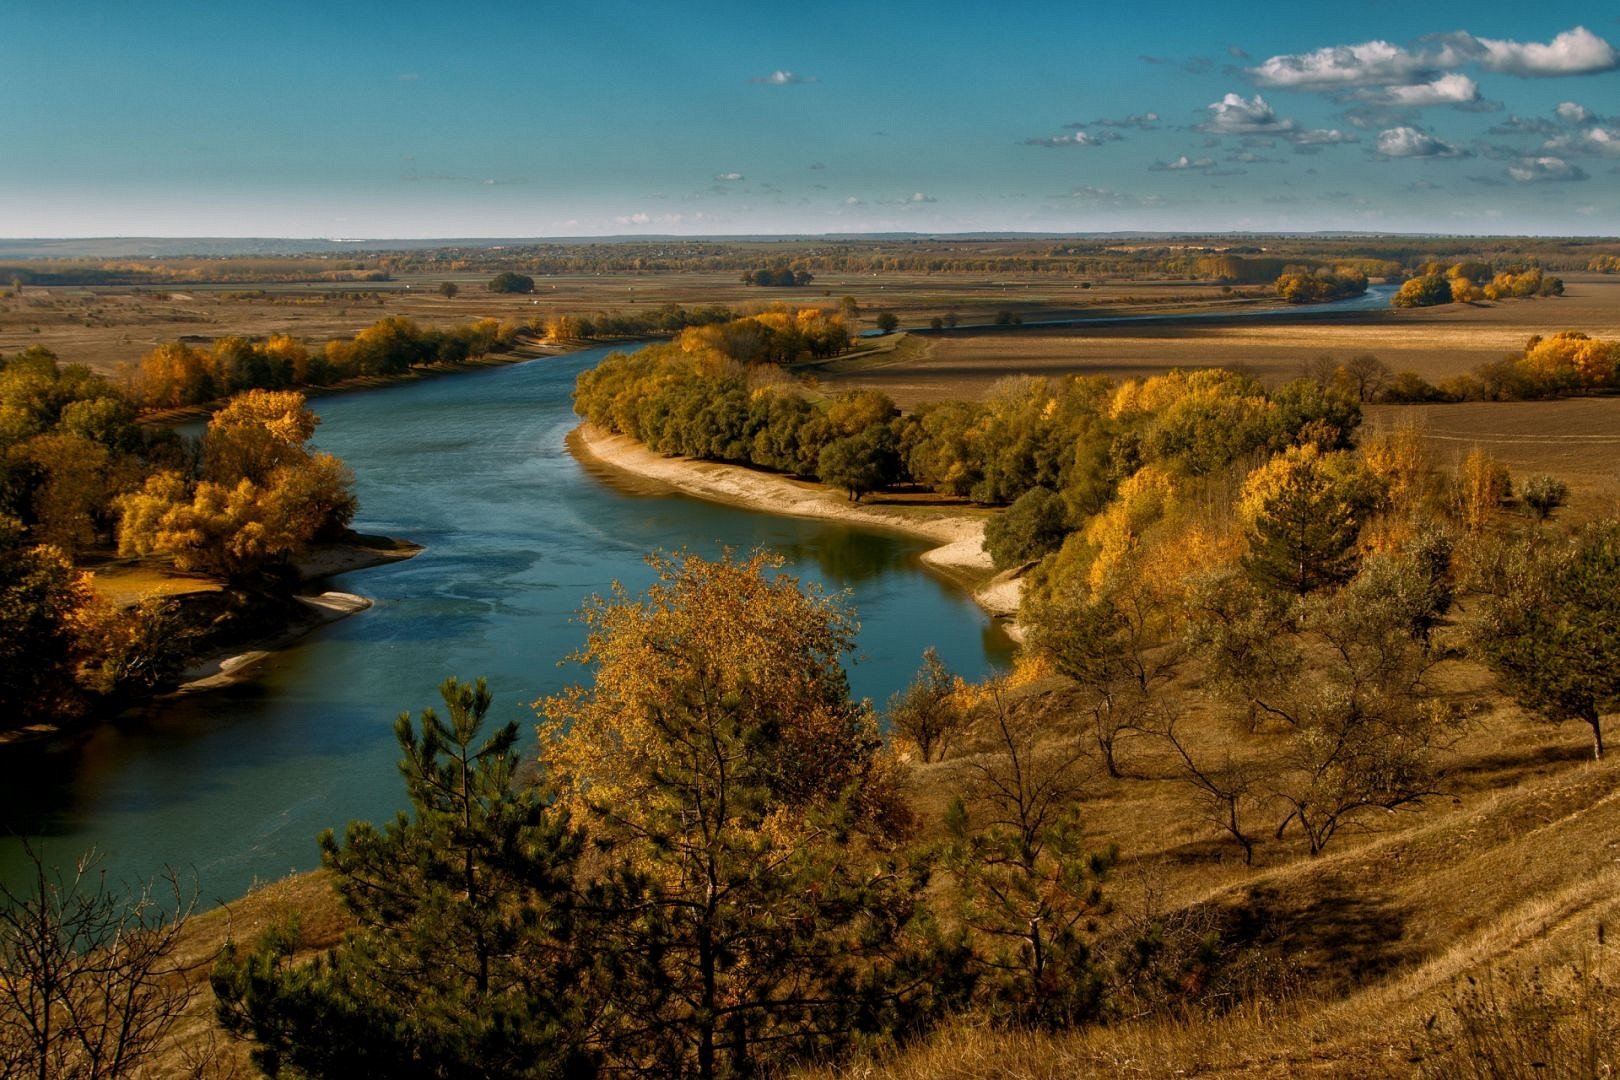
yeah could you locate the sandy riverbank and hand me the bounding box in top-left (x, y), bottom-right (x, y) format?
top-left (174, 538), bottom-right (423, 693)
top-left (568, 423), bottom-right (1024, 629)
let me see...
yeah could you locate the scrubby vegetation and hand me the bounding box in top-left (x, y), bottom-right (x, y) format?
top-left (1378, 331), bottom-right (1619, 402)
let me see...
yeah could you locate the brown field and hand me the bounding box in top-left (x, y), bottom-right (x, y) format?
top-left (0, 270), bottom-right (1319, 380)
top-left (810, 273), bottom-right (1620, 409)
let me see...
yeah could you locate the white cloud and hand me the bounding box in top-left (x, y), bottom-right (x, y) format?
top-left (1292, 128), bottom-right (1359, 146)
top-left (906, 192), bottom-right (936, 203)
top-left (1198, 93), bottom-right (1296, 135)
top-left (1249, 40), bottom-right (1431, 88)
top-left (843, 195), bottom-right (864, 206)
top-left (1023, 131), bottom-right (1105, 147)
top-left (1557, 101), bottom-right (1596, 124)
top-left (751, 69), bottom-right (817, 85)
top-left (1508, 156), bottom-right (1589, 182)
top-left (616, 212), bottom-right (653, 226)
top-left (1250, 26), bottom-right (1617, 90)
top-left (1363, 73), bottom-right (1480, 106)
top-left (1080, 112), bottom-right (1160, 129)
top-left (1545, 126), bottom-right (1620, 156)
top-left (1473, 27), bottom-right (1617, 77)
top-left (1151, 154), bottom-right (1216, 171)
top-left (714, 172), bottom-right (744, 181)
top-left (1375, 126), bottom-right (1465, 158)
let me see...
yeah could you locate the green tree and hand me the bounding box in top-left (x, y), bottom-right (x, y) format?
top-left (214, 677), bottom-right (596, 1078)
top-left (817, 427), bottom-right (897, 502)
top-left (1474, 520), bottom-right (1620, 759)
top-left (983, 486), bottom-right (1069, 569)
top-left (886, 647), bottom-right (967, 763)
top-left (487, 272), bottom-right (535, 294)
top-left (944, 680), bottom-right (1114, 1027)
top-left (874, 311), bottom-right (900, 334)
top-left (438, 281), bottom-right (459, 299)
top-left (1238, 444), bottom-right (1373, 595)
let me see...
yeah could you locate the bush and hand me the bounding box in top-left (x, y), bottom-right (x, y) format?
top-left (984, 487), bottom-right (1070, 569)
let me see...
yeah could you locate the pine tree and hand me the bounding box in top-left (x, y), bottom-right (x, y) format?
top-left (214, 678), bottom-right (596, 1078)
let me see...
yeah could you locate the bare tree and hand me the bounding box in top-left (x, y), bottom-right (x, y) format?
top-left (1161, 715), bottom-right (1263, 864)
top-left (0, 846), bottom-right (196, 1080)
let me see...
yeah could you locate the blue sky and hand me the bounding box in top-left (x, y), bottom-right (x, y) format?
top-left (4, 2), bottom-right (1618, 237)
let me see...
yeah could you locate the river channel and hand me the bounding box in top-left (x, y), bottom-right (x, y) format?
top-left (0, 345), bottom-right (1014, 906)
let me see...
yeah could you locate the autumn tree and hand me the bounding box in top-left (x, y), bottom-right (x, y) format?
top-left (115, 390), bottom-right (354, 580)
top-left (983, 487), bottom-right (1069, 569)
top-left (875, 311), bottom-right (900, 334)
top-left (214, 677), bottom-right (596, 1078)
top-left (0, 517), bottom-right (92, 724)
top-left (539, 551), bottom-right (943, 1078)
top-left (1473, 520), bottom-right (1620, 759)
top-left (438, 281), bottom-right (459, 298)
top-left (1193, 546), bottom-right (1458, 854)
top-left (1454, 447), bottom-right (1511, 534)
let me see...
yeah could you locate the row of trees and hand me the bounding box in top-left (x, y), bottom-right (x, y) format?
top-left (739, 268), bottom-right (815, 287)
top-left (576, 327), bottom-right (1360, 515)
top-left (1393, 263), bottom-right (1564, 308)
top-left (536, 302), bottom-right (735, 343)
top-left (1378, 331), bottom-right (1620, 402)
top-left (130, 316), bottom-right (528, 409)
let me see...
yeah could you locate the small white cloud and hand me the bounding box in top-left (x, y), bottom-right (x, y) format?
top-left (615, 212), bottom-right (654, 226)
top-left (1079, 112), bottom-right (1159, 130)
top-left (1375, 126), bottom-right (1465, 158)
top-left (907, 192), bottom-right (936, 203)
top-left (1292, 128), bottom-right (1359, 146)
top-left (1151, 154), bottom-right (1217, 171)
top-left (1508, 156), bottom-right (1589, 182)
top-left (714, 172), bottom-right (744, 182)
top-left (1473, 27), bottom-right (1617, 77)
top-left (752, 69), bottom-right (817, 85)
top-left (1023, 131), bottom-right (1104, 147)
top-left (1556, 101), bottom-right (1596, 124)
top-left (1544, 126), bottom-right (1620, 156)
top-left (843, 195), bottom-right (865, 206)
top-left (1198, 93), bottom-right (1296, 135)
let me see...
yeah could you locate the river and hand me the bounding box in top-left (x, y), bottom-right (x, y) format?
top-left (0, 345), bottom-right (1014, 907)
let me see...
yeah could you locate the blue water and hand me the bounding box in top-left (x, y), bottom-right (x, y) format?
top-left (0, 346), bottom-right (1012, 906)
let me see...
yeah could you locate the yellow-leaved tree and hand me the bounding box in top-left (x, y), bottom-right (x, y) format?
top-left (538, 550), bottom-right (944, 1078)
top-left (115, 390), bottom-right (353, 580)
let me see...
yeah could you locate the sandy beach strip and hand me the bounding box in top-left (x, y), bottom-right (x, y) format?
top-left (568, 423), bottom-right (1024, 626)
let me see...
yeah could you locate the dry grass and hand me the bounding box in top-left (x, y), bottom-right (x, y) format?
top-left (86, 563), bottom-right (222, 606)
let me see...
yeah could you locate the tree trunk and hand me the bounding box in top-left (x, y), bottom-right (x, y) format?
top-left (1586, 708), bottom-right (1605, 761)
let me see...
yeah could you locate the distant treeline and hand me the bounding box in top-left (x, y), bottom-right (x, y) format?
top-left (1, 259), bottom-right (390, 286)
top-left (7, 237), bottom-right (1615, 286)
top-left (129, 317), bottom-right (527, 409)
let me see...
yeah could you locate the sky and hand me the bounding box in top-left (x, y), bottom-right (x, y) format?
top-left (3, 2), bottom-right (1619, 237)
